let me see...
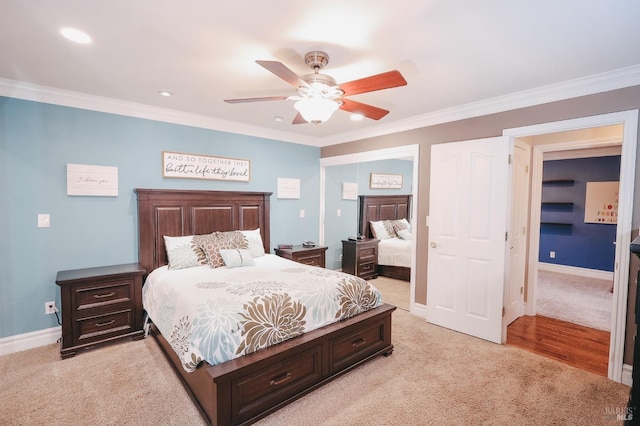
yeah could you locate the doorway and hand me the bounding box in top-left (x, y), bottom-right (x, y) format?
top-left (503, 110), bottom-right (637, 383)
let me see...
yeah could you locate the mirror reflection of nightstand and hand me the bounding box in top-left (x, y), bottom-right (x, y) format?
top-left (342, 239), bottom-right (379, 280)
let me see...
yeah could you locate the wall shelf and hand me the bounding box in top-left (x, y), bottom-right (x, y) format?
top-left (541, 202), bottom-right (573, 207)
top-left (542, 179), bottom-right (575, 186)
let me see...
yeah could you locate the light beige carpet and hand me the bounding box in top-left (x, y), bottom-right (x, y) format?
top-left (371, 276), bottom-right (410, 311)
top-left (1, 309), bottom-right (630, 425)
top-left (537, 270), bottom-right (613, 331)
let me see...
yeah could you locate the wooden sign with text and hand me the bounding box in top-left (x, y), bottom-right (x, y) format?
top-left (162, 151), bottom-right (250, 182)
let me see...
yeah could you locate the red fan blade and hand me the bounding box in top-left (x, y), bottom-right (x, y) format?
top-left (224, 96), bottom-right (289, 103)
top-left (339, 70), bottom-right (407, 96)
top-left (339, 98), bottom-right (389, 120)
top-left (256, 60), bottom-right (309, 89)
top-left (292, 112), bottom-right (307, 124)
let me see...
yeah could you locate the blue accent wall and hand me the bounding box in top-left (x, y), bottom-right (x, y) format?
top-left (0, 97), bottom-right (320, 339)
top-left (539, 155), bottom-right (620, 271)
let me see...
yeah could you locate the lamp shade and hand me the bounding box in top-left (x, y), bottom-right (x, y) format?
top-left (294, 97), bottom-right (339, 123)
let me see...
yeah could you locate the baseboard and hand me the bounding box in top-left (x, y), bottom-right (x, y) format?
top-left (0, 326), bottom-right (61, 356)
top-left (412, 302), bottom-right (427, 319)
top-left (622, 363), bottom-right (633, 387)
top-left (538, 262), bottom-right (614, 281)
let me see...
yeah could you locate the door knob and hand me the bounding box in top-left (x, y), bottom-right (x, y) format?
top-left (430, 242), bottom-right (438, 248)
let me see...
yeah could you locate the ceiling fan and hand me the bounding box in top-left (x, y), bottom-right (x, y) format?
top-left (224, 51), bottom-right (407, 124)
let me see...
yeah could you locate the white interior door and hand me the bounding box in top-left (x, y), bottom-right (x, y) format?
top-left (426, 136), bottom-right (510, 344)
top-left (503, 140), bottom-right (530, 329)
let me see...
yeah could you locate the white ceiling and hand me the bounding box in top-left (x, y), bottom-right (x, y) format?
top-left (2, 1), bottom-right (640, 147)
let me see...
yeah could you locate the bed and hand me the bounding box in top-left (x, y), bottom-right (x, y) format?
top-left (359, 194), bottom-right (412, 282)
top-left (136, 188), bottom-right (395, 425)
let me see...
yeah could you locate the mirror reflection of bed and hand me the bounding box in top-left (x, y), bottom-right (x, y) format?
top-left (358, 194), bottom-right (412, 310)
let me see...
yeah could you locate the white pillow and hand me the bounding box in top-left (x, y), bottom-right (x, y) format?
top-left (219, 249), bottom-right (256, 268)
top-left (397, 228), bottom-right (412, 240)
top-left (240, 228), bottom-right (266, 257)
top-left (163, 235), bottom-right (206, 270)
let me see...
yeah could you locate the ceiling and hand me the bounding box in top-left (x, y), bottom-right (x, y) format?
top-left (2, 1), bottom-right (640, 147)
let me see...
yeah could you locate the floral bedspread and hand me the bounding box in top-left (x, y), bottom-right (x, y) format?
top-left (142, 254), bottom-right (382, 372)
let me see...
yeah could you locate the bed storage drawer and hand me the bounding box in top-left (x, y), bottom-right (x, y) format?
top-left (330, 313), bottom-right (390, 372)
top-left (230, 344), bottom-right (323, 424)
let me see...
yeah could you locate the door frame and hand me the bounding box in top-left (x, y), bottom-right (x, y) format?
top-left (503, 109), bottom-right (638, 383)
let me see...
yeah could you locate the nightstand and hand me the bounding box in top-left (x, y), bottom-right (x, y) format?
top-left (55, 263), bottom-right (146, 358)
top-left (342, 239), bottom-right (379, 280)
top-left (274, 245), bottom-right (328, 267)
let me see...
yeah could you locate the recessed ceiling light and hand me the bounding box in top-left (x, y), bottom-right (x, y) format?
top-left (350, 113), bottom-right (364, 121)
top-left (274, 116), bottom-right (284, 122)
top-left (60, 27), bottom-right (92, 44)
top-left (158, 91), bottom-right (173, 97)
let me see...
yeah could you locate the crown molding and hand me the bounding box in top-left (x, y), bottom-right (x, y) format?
top-left (323, 64), bottom-right (640, 146)
top-left (0, 78), bottom-right (323, 147)
top-left (2, 64), bottom-right (640, 148)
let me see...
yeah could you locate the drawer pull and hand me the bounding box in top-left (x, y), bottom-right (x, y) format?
top-left (95, 320), bottom-right (115, 327)
top-left (94, 292), bottom-right (115, 299)
top-left (352, 338), bottom-right (367, 347)
top-left (270, 372), bottom-right (292, 386)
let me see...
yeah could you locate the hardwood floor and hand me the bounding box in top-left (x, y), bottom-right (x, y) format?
top-left (507, 315), bottom-right (610, 377)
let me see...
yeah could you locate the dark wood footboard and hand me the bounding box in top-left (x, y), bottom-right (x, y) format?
top-left (151, 303), bottom-right (395, 426)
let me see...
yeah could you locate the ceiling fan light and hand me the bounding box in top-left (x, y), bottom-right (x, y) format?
top-left (294, 97), bottom-right (339, 123)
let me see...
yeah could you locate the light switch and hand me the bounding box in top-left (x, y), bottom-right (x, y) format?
top-left (337, 209), bottom-right (341, 217)
top-left (38, 214), bottom-right (50, 228)
top-left (299, 209), bottom-right (305, 218)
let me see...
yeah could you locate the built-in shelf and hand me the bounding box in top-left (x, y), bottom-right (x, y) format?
top-left (542, 179), bottom-right (575, 186)
top-left (541, 221), bottom-right (573, 226)
top-left (541, 202), bottom-right (573, 206)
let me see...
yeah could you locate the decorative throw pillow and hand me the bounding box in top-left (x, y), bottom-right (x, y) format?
top-left (391, 218), bottom-right (411, 235)
top-left (239, 228), bottom-right (265, 257)
top-left (163, 235), bottom-right (207, 270)
top-left (370, 220), bottom-right (395, 240)
top-left (219, 248), bottom-right (256, 268)
top-left (193, 231), bottom-right (248, 268)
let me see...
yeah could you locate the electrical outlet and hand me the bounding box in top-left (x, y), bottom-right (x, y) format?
top-left (550, 251), bottom-right (556, 259)
top-left (45, 301), bottom-right (57, 315)
top-left (340, 254), bottom-right (343, 262)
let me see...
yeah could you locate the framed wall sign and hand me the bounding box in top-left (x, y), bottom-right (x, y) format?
top-left (67, 163), bottom-right (118, 196)
top-left (584, 181), bottom-right (618, 224)
top-left (370, 173), bottom-right (403, 189)
top-left (277, 178), bottom-right (300, 199)
top-left (162, 151), bottom-right (250, 182)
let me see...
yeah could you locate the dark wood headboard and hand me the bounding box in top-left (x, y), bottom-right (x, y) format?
top-left (136, 189), bottom-right (271, 273)
top-left (359, 194), bottom-right (412, 238)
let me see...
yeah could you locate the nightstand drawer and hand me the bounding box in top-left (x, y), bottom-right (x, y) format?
top-left (295, 253), bottom-right (323, 266)
top-left (274, 245), bottom-right (327, 268)
top-left (358, 262), bottom-right (376, 275)
top-left (358, 246), bottom-right (377, 261)
top-left (76, 309), bottom-right (133, 342)
top-left (75, 280), bottom-right (133, 310)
